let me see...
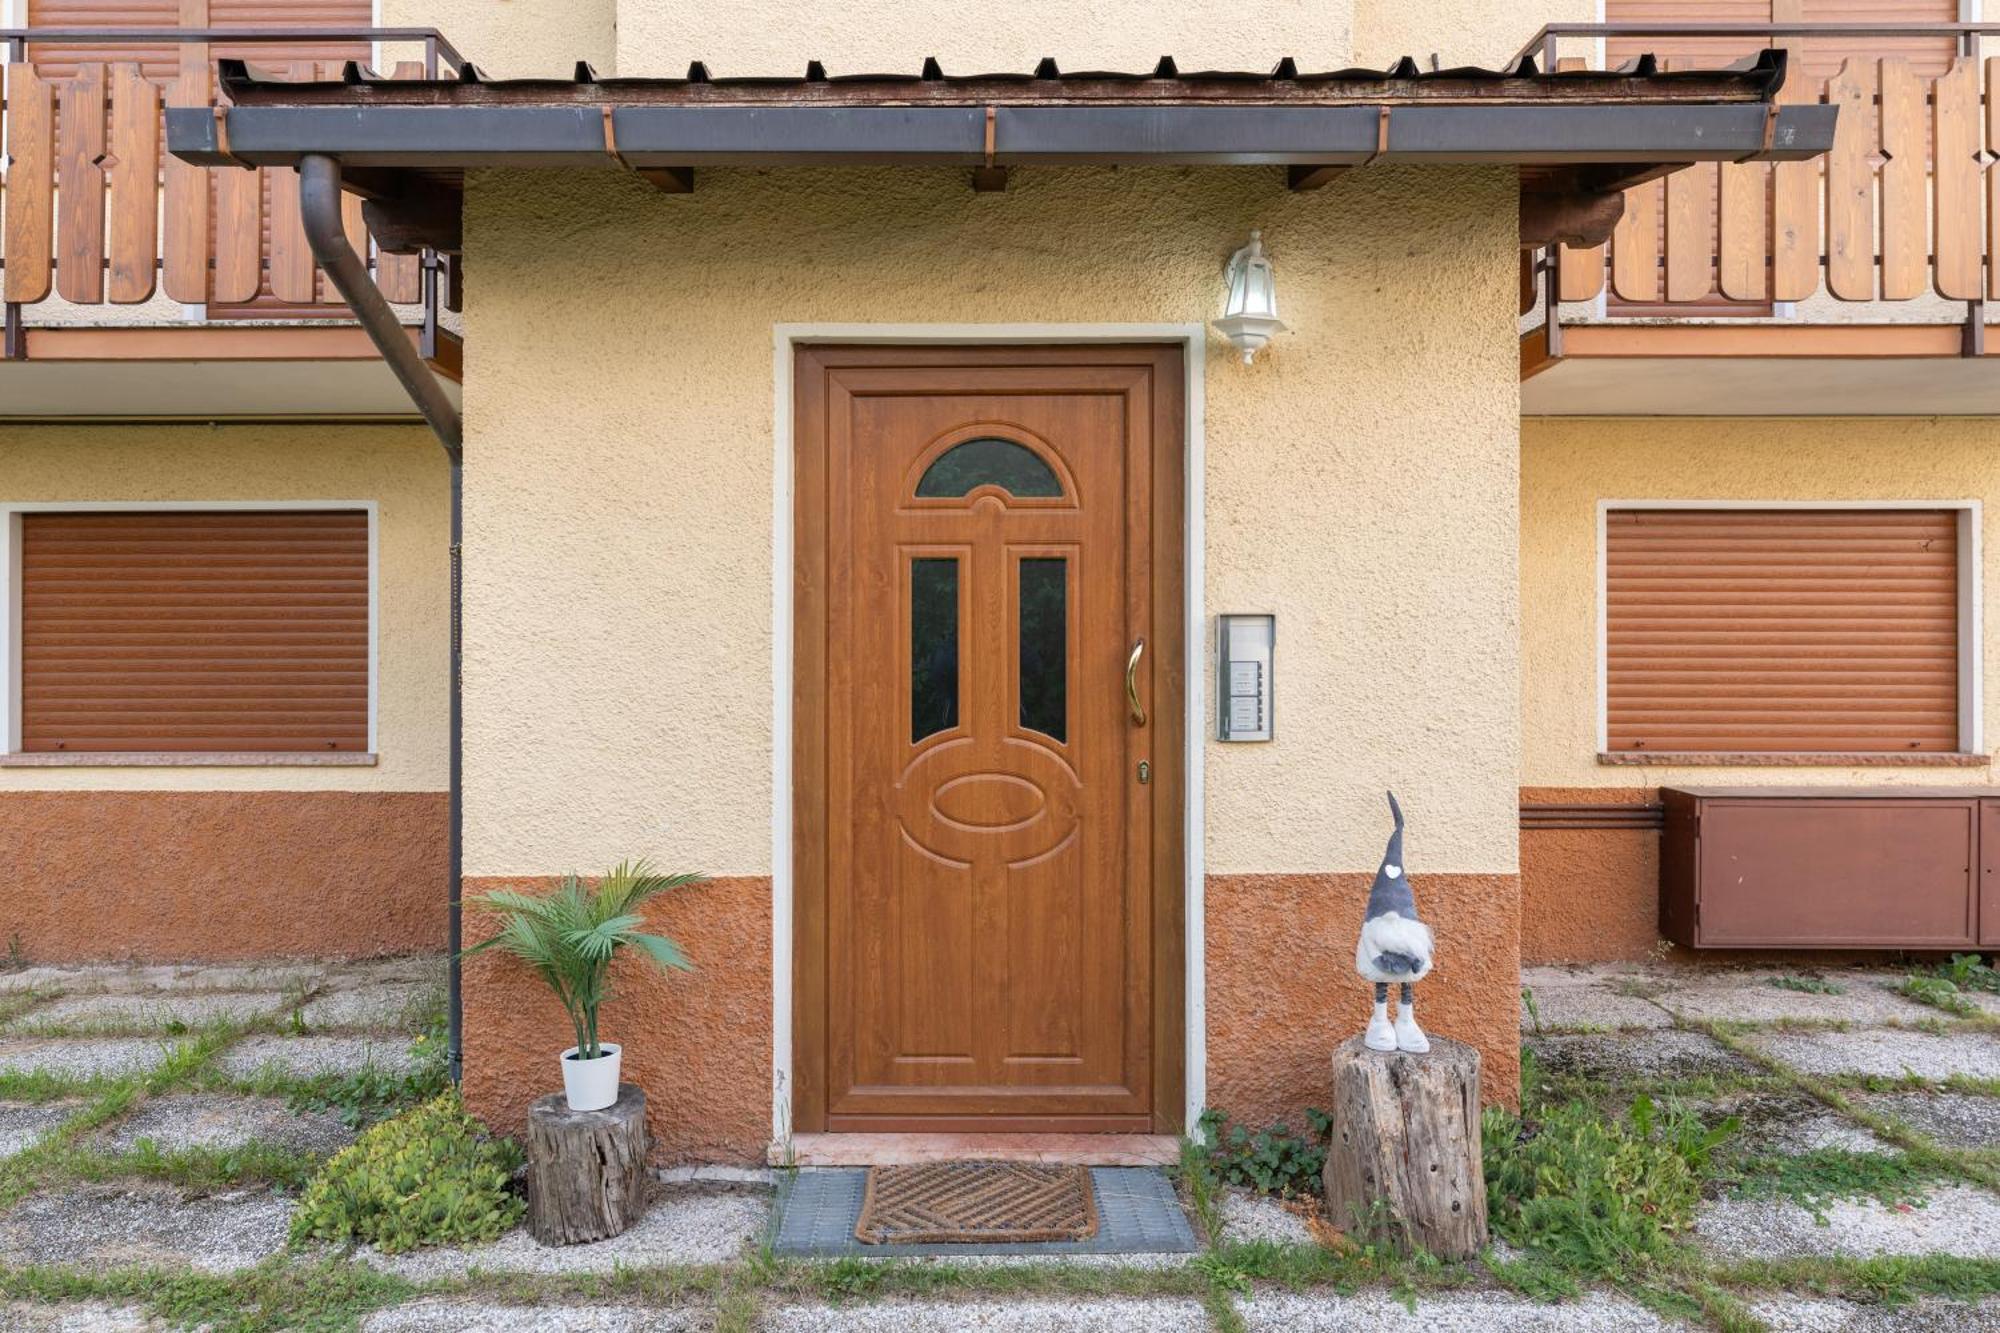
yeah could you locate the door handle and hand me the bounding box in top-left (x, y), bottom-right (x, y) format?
top-left (1126, 638), bottom-right (1148, 728)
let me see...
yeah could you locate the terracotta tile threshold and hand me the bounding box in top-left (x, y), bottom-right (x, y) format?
top-left (780, 1133), bottom-right (1181, 1167)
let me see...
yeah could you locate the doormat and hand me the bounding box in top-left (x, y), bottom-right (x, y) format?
top-left (854, 1161), bottom-right (1100, 1245)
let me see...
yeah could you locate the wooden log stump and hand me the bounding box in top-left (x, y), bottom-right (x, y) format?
top-left (1322, 1035), bottom-right (1487, 1260)
top-left (525, 1083), bottom-right (649, 1245)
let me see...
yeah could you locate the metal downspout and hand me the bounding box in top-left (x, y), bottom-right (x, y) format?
top-left (298, 153), bottom-right (467, 1084)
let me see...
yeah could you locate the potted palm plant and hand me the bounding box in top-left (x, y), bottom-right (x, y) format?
top-left (464, 861), bottom-right (701, 1111)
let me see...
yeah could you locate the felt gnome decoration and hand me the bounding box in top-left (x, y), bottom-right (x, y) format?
top-left (1355, 792), bottom-right (1434, 1054)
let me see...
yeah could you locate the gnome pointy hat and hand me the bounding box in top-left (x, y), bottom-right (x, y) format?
top-left (1365, 791), bottom-right (1420, 924)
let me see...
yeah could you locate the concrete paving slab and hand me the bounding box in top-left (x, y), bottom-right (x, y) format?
top-left (1741, 1029), bottom-right (2000, 1083)
top-left (1703, 1090), bottom-right (1885, 1154)
top-left (363, 1187), bottom-right (769, 1279)
top-left (1750, 1296), bottom-right (2000, 1331)
top-left (0, 1100), bottom-right (80, 1157)
top-left (0, 1183), bottom-right (292, 1273)
top-left (764, 1300), bottom-right (1210, 1333)
top-left (1854, 1089), bottom-right (2000, 1150)
top-left (1698, 1183), bottom-right (2000, 1259)
top-left (363, 1303), bottom-right (699, 1333)
top-left (94, 1093), bottom-right (353, 1157)
top-left (1520, 969), bottom-right (1673, 1032)
top-left (1526, 1029), bottom-right (1760, 1084)
top-left (1218, 1189), bottom-right (1316, 1245)
top-left (0, 966), bottom-right (180, 995)
top-left (1240, 1291), bottom-right (1676, 1331)
top-left (300, 982), bottom-right (435, 1032)
top-left (7, 991), bottom-right (292, 1034)
top-left (1654, 974), bottom-right (1933, 1027)
top-left (0, 1038), bottom-right (171, 1080)
top-left (216, 1035), bottom-right (419, 1081)
top-left (1, 1304), bottom-right (163, 1332)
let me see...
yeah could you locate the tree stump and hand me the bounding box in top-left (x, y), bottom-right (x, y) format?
top-left (1321, 1035), bottom-right (1487, 1260)
top-left (525, 1083), bottom-right (649, 1245)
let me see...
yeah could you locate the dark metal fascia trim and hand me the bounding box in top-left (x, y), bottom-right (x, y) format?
top-left (168, 101), bottom-right (1837, 170)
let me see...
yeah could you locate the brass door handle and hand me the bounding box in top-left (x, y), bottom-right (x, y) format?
top-left (1126, 638), bottom-right (1148, 728)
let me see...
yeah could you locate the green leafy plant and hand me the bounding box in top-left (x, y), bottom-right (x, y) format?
top-left (1483, 1092), bottom-right (1735, 1279)
top-left (1898, 975), bottom-right (1979, 1018)
top-left (1936, 953), bottom-right (2000, 995)
top-left (289, 1091), bottom-right (524, 1253)
top-left (1768, 974), bottom-right (1845, 996)
top-left (1196, 1107), bottom-right (1333, 1198)
top-left (463, 860), bottom-right (703, 1059)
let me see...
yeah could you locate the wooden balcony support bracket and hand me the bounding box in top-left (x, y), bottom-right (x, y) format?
top-left (1521, 190), bottom-right (1626, 250)
top-left (362, 189), bottom-right (464, 256)
top-left (602, 107), bottom-right (694, 194)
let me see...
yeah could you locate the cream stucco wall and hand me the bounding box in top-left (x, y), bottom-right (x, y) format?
top-left (462, 163), bottom-right (1521, 879)
top-left (0, 424), bottom-right (450, 792)
top-left (381, 0), bottom-right (616, 78)
top-left (1523, 416), bottom-right (2000, 790)
top-left (1353, 0), bottom-right (1596, 71)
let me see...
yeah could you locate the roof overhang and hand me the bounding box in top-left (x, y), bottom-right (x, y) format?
top-left (164, 49), bottom-right (1835, 200)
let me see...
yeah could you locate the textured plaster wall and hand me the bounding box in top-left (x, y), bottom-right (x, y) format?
top-left (0, 423), bottom-right (450, 792)
top-left (1352, 0), bottom-right (1596, 71)
top-left (2, 792), bottom-right (446, 962)
top-left (609, 1), bottom-right (1352, 79)
top-left (461, 876), bottom-right (772, 1164)
top-left (1522, 417), bottom-right (2000, 791)
top-left (462, 163), bottom-right (1521, 879)
top-left (1519, 788), bottom-right (1661, 964)
top-left (380, 0), bottom-right (615, 78)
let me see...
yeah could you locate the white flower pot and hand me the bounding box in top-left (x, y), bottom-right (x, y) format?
top-left (560, 1042), bottom-right (621, 1111)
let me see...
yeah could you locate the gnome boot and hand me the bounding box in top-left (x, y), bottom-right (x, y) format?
top-left (1365, 983), bottom-right (1397, 1052)
top-left (1395, 983), bottom-right (1430, 1054)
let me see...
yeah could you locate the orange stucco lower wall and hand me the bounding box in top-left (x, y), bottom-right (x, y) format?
top-left (1520, 787), bottom-right (1662, 964)
top-left (460, 875), bottom-right (773, 1166)
top-left (0, 791), bottom-right (446, 962)
top-left (1205, 872), bottom-right (1522, 1127)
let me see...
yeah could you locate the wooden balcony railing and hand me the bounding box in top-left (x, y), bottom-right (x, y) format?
top-left (1, 27), bottom-right (467, 360)
top-left (1517, 23), bottom-right (2000, 346)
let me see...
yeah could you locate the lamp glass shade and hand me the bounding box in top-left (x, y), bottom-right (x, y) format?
top-left (1213, 230), bottom-right (1287, 363)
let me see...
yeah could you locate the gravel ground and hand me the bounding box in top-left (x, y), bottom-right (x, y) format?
top-left (299, 983), bottom-right (434, 1032)
top-left (1652, 976), bottom-right (1931, 1027)
top-left (1750, 1296), bottom-right (2000, 1331)
top-left (6, 991), bottom-right (293, 1035)
top-left (1740, 1029), bottom-right (2000, 1082)
top-left (762, 1299), bottom-right (1210, 1332)
top-left (215, 1035), bottom-right (420, 1080)
top-left (1217, 1189), bottom-right (1316, 1245)
top-left (0, 1184), bottom-right (292, 1273)
top-left (1519, 968), bottom-right (1674, 1032)
top-left (0, 1100), bottom-right (81, 1157)
top-left (0, 1038), bottom-right (171, 1080)
top-left (361, 1188), bottom-right (769, 1278)
top-left (362, 1302), bottom-right (701, 1332)
top-left (1697, 1184), bottom-right (2000, 1260)
top-left (1526, 1029), bottom-right (1760, 1083)
top-left (1238, 1291), bottom-right (1676, 1331)
top-left (1854, 1089), bottom-right (2000, 1150)
top-left (1700, 1090), bottom-right (1884, 1154)
top-left (0, 1303), bottom-right (163, 1331)
top-left (93, 1093), bottom-right (353, 1156)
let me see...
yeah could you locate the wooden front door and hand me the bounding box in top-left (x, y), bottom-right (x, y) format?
top-left (793, 344), bottom-right (1183, 1134)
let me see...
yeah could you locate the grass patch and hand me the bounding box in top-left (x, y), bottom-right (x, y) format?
top-left (1768, 975), bottom-right (1845, 996)
top-left (0, 1257), bottom-right (417, 1333)
top-left (1721, 1149), bottom-right (1945, 1223)
top-left (64, 1138), bottom-right (322, 1193)
top-left (1175, 1135), bottom-right (1225, 1243)
top-left (1717, 1254), bottom-right (2000, 1307)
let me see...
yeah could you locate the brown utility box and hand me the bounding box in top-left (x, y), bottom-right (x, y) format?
top-left (1660, 788), bottom-right (1996, 950)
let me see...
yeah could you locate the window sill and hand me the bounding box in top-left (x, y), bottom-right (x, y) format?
top-left (1599, 751), bottom-right (1988, 768)
top-left (0, 752), bottom-right (378, 768)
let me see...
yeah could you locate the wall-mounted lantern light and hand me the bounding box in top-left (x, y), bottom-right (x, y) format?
top-left (1212, 230), bottom-right (1287, 365)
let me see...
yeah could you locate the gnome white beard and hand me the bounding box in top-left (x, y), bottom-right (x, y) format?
top-left (1354, 912), bottom-right (1435, 984)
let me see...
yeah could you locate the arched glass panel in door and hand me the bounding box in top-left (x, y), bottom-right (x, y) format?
top-left (915, 437), bottom-right (1064, 499)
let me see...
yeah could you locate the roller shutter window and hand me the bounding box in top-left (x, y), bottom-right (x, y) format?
top-left (18, 510), bottom-right (370, 754)
top-left (1605, 509), bottom-right (1963, 755)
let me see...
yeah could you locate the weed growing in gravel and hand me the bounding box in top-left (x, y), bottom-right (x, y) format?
top-left (1898, 975), bottom-right (1981, 1018)
top-left (1768, 975), bottom-right (1845, 996)
top-left (1716, 1254), bottom-right (2000, 1307)
top-left (1721, 1148), bottom-right (1944, 1223)
top-left (1195, 1107), bottom-right (1332, 1198)
top-left (1483, 1090), bottom-right (1735, 1280)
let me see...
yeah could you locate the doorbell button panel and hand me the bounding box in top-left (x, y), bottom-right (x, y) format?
top-left (1218, 613), bottom-right (1274, 742)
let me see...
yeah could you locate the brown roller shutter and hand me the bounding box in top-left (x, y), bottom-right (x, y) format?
top-left (19, 510), bottom-right (370, 754)
top-left (1606, 509), bottom-right (1961, 754)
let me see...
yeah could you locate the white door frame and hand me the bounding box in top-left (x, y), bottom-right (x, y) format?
top-left (769, 323), bottom-right (1208, 1146)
